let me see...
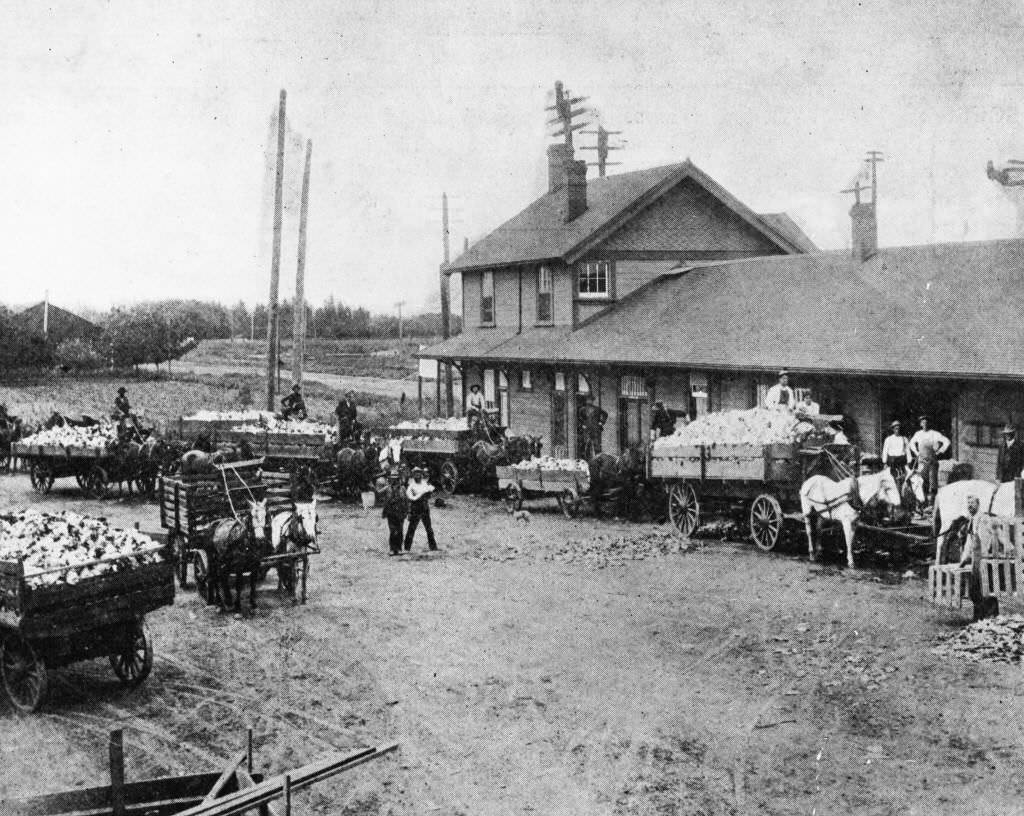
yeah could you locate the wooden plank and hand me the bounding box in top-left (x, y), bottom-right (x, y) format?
top-left (109, 730), bottom-right (126, 816)
top-left (201, 752), bottom-right (247, 805)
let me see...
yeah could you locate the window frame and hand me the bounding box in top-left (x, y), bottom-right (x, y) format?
top-left (577, 260), bottom-right (613, 300)
top-left (536, 265), bottom-right (553, 324)
top-left (520, 369), bottom-right (532, 390)
top-left (480, 270), bottom-right (495, 326)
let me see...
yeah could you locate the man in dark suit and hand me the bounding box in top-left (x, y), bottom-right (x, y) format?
top-left (335, 390), bottom-right (359, 443)
top-left (997, 423), bottom-right (1024, 483)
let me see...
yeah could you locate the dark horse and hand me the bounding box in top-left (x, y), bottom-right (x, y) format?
top-left (587, 447), bottom-right (651, 519)
top-left (334, 433), bottom-right (380, 497)
top-left (469, 434), bottom-right (543, 492)
top-left (204, 510), bottom-right (262, 615)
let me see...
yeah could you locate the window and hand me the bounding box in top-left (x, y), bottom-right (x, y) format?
top-left (536, 266), bottom-right (553, 323)
top-left (498, 371), bottom-right (509, 427)
top-left (483, 368), bottom-right (497, 408)
top-left (620, 374), bottom-right (647, 398)
top-left (968, 422), bottom-right (1003, 448)
top-left (480, 271), bottom-right (494, 325)
top-left (521, 369), bottom-right (532, 390)
top-left (577, 261), bottom-right (611, 298)
top-left (577, 374), bottom-right (590, 394)
top-left (554, 372), bottom-right (566, 391)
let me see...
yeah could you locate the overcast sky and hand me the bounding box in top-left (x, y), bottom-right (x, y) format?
top-left (3, 0), bottom-right (1024, 316)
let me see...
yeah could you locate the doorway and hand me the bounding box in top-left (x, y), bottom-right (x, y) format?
top-left (551, 393), bottom-right (567, 458)
top-left (880, 382), bottom-right (956, 458)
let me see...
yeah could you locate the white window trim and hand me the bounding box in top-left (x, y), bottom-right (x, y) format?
top-left (554, 372), bottom-right (566, 391)
top-left (480, 271), bottom-right (495, 325)
top-left (577, 260), bottom-right (612, 300)
top-left (521, 369), bottom-right (532, 390)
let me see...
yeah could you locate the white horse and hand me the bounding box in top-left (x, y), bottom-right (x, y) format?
top-left (799, 469), bottom-right (903, 568)
top-left (931, 479), bottom-right (1017, 563)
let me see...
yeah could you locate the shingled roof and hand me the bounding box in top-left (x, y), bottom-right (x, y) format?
top-left (447, 160), bottom-right (816, 272)
top-left (427, 238), bottom-right (1024, 381)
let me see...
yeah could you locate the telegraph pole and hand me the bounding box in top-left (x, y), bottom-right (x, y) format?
top-left (546, 80), bottom-right (589, 149)
top-left (291, 139), bottom-right (312, 388)
top-left (580, 125), bottom-right (624, 177)
top-left (440, 193), bottom-right (453, 416)
top-left (865, 150), bottom-right (884, 209)
top-left (395, 301), bottom-right (405, 342)
top-left (266, 89), bottom-right (287, 411)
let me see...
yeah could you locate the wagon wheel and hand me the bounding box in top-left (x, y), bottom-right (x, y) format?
top-left (83, 465), bottom-right (110, 499)
top-left (439, 460), bottom-right (459, 495)
top-left (558, 488), bottom-right (580, 519)
top-left (193, 550), bottom-right (212, 603)
top-left (108, 620), bottom-right (153, 687)
top-left (1, 636), bottom-right (48, 713)
top-left (503, 483), bottom-right (523, 513)
top-left (668, 482), bottom-right (700, 536)
top-left (169, 533), bottom-right (189, 587)
top-left (29, 462), bottom-right (54, 495)
top-left (750, 494), bottom-right (784, 552)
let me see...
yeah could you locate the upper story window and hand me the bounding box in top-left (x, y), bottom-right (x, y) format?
top-left (536, 265), bottom-right (553, 323)
top-left (577, 260), bottom-right (611, 299)
top-left (480, 271), bottom-right (495, 325)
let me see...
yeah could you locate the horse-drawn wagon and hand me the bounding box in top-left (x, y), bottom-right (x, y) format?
top-left (159, 461), bottom-right (318, 607)
top-left (496, 458), bottom-right (591, 518)
top-left (13, 422), bottom-right (164, 499)
top-left (387, 418), bottom-right (489, 494)
top-left (0, 511), bottom-right (174, 712)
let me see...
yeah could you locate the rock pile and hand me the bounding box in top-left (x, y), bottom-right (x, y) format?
top-left (544, 529), bottom-right (694, 567)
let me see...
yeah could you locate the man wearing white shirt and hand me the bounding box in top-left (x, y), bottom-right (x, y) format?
top-left (881, 420), bottom-right (910, 479)
top-left (764, 370), bottom-right (796, 411)
top-left (796, 392), bottom-right (820, 416)
top-left (909, 415), bottom-right (950, 506)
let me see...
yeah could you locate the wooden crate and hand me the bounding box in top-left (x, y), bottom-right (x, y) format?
top-left (650, 444), bottom-right (702, 479)
top-left (929, 564), bottom-right (971, 608)
top-left (11, 443), bottom-right (108, 459)
top-left (705, 445), bottom-right (764, 480)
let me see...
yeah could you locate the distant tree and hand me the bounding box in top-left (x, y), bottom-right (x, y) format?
top-left (54, 338), bottom-right (105, 370)
top-left (230, 300), bottom-right (250, 339)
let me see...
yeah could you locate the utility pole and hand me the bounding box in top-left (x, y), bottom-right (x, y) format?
top-left (292, 139), bottom-right (312, 388)
top-left (580, 125), bottom-right (624, 177)
top-left (42, 289), bottom-right (49, 338)
top-left (395, 301), bottom-right (405, 343)
top-left (865, 150), bottom-right (884, 209)
top-left (250, 309), bottom-right (255, 341)
top-left (440, 192), bottom-right (453, 416)
top-left (546, 80), bottom-right (589, 149)
top-left (266, 89), bottom-right (286, 412)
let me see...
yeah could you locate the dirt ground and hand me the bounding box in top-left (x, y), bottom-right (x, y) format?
top-left (1, 473), bottom-right (1023, 816)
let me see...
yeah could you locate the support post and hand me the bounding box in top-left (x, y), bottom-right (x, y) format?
top-left (266, 89), bottom-right (287, 411)
top-left (109, 729), bottom-right (126, 816)
top-left (441, 193), bottom-right (454, 417)
top-left (291, 139), bottom-right (312, 388)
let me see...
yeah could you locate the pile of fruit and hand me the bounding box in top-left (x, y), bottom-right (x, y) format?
top-left (393, 417), bottom-right (470, 432)
top-left (187, 410), bottom-right (276, 422)
top-left (0, 510), bottom-right (164, 588)
top-left (652, 408), bottom-right (815, 449)
top-left (18, 424), bottom-right (117, 450)
top-left (514, 456), bottom-right (590, 476)
top-left (231, 417), bottom-right (336, 439)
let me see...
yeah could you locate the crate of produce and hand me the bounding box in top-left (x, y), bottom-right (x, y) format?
top-left (402, 437), bottom-right (461, 455)
top-left (649, 445), bottom-right (703, 479)
top-left (705, 444), bottom-right (764, 480)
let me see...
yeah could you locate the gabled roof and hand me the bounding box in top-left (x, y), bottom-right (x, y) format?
top-left (12, 302), bottom-right (102, 341)
top-left (447, 160), bottom-right (816, 273)
top-left (425, 238), bottom-right (1024, 381)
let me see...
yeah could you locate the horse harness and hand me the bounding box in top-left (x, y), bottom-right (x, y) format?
top-left (805, 474), bottom-right (863, 519)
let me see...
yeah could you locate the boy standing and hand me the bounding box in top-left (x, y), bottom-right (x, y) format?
top-left (404, 467), bottom-right (438, 552)
top-left (382, 474), bottom-right (408, 556)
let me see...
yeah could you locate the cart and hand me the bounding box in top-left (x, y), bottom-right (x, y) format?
top-left (12, 441), bottom-right (161, 499)
top-left (2, 727), bottom-right (398, 816)
top-left (392, 424), bottom-right (505, 495)
top-left (159, 461), bottom-right (317, 604)
top-left (496, 462), bottom-right (590, 518)
top-left (0, 538), bottom-right (174, 712)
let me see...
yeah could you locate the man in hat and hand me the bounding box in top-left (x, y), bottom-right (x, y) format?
top-left (881, 420), bottom-right (910, 480)
top-left (335, 390), bottom-right (359, 444)
top-left (764, 370), bottom-right (796, 411)
top-left (381, 471), bottom-right (408, 556)
top-left (281, 383), bottom-right (307, 420)
top-left (996, 423), bottom-right (1024, 483)
top-left (404, 467), bottom-right (438, 552)
top-left (909, 415), bottom-right (950, 507)
top-left (465, 383), bottom-right (485, 431)
top-left (113, 387), bottom-right (131, 418)
top-left (578, 393), bottom-right (609, 457)
top-left (650, 400), bottom-right (675, 439)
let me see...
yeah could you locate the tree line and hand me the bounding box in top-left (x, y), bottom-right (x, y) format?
top-left (0, 298), bottom-right (461, 370)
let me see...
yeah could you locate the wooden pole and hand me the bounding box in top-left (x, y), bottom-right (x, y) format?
top-left (292, 139), bottom-right (312, 388)
top-left (109, 729), bottom-right (126, 816)
top-left (266, 89), bottom-right (287, 411)
top-left (441, 193), bottom-right (453, 417)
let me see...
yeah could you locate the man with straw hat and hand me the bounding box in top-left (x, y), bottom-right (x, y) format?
top-left (997, 422), bottom-right (1024, 483)
top-left (881, 419), bottom-right (910, 480)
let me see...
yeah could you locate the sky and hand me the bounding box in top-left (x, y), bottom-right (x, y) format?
top-left (3, 0), bottom-right (1024, 317)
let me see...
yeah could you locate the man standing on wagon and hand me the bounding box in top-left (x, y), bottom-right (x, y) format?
top-left (764, 370), bottom-right (796, 411)
top-left (909, 414), bottom-right (950, 508)
top-left (281, 383), bottom-right (308, 420)
top-left (335, 390), bottom-right (359, 444)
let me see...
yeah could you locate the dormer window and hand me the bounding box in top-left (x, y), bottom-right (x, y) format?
top-left (480, 271), bottom-right (495, 325)
top-left (577, 260), bottom-right (611, 299)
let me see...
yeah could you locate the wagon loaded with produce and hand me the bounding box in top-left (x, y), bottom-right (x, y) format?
top-left (13, 422), bottom-right (163, 499)
top-left (0, 510), bottom-right (174, 712)
top-left (159, 461), bottom-right (318, 605)
top-left (496, 456), bottom-right (591, 518)
top-left (649, 409), bottom-right (854, 551)
top-left (388, 417), bottom-right (495, 494)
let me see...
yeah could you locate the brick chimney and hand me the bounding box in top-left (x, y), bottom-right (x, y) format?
top-left (850, 201), bottom-right (877, 261)
top-left (547, 144), bottom-right (573, 193)
top-left (565, 159), bottom-right (588, 222)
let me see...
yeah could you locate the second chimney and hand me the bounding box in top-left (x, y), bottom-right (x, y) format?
top-left (565, 159), bottom-right (588, 222)
top-left (547, 144), bottom-right (573, 193)
top-left (850, 201), bottom-right (877, 262)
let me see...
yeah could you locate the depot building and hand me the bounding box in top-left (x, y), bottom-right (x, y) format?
top-left (422, 146), bottom-right (1024, 481)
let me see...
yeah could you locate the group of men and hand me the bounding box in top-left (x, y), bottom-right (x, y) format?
top-left (280, 383), bottom-right (363, 445)
top-left (881, 416), bottom-right (951, 506)
top-left (380, 467), bottom-right (439, 555)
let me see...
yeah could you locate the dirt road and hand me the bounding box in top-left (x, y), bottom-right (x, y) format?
top-left (1, 475), bottom-right (1022, 815)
